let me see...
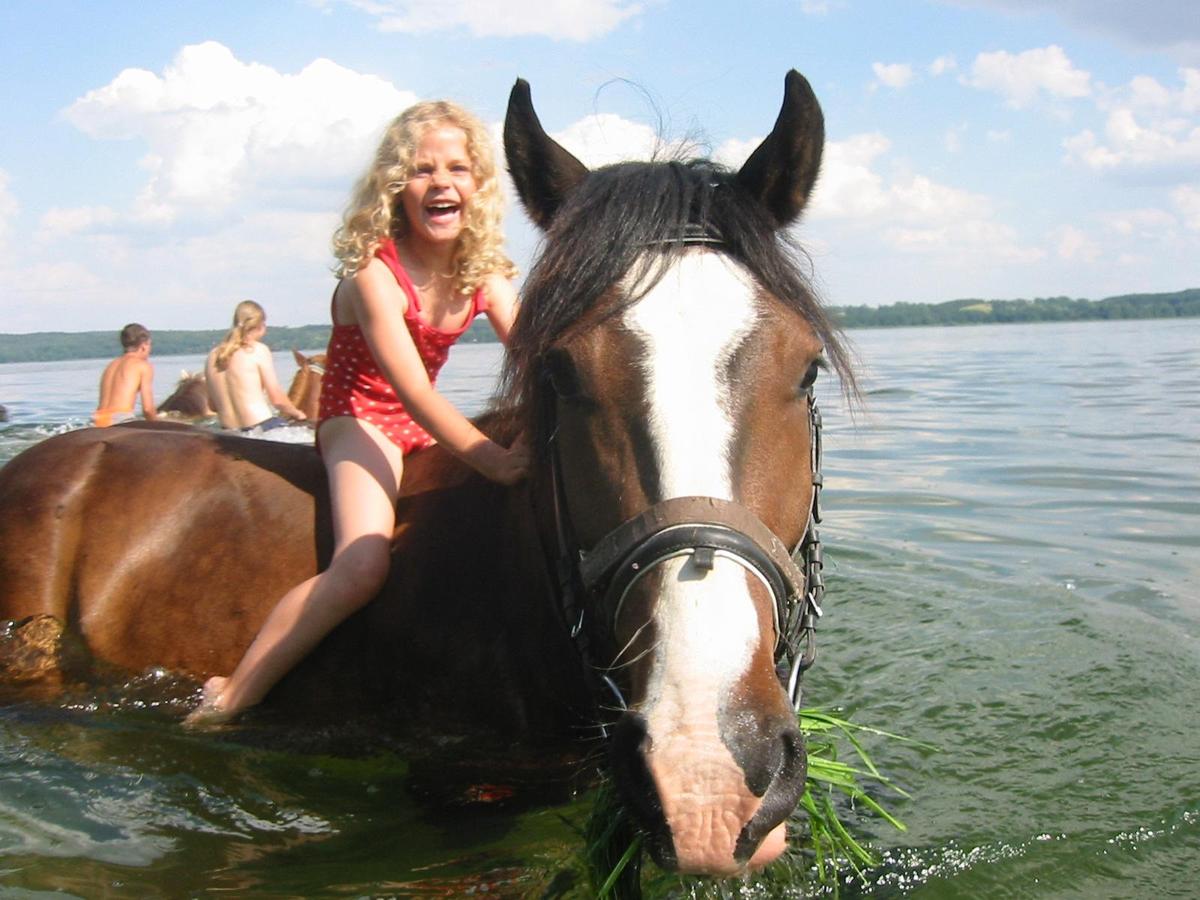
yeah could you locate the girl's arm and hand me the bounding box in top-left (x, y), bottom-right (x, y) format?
top-left (353, 260), bottom-right (527, 485)
top-left (256, 345), bottom-right (306, 419)
top-left (482, 273), bottom-right (519, 344)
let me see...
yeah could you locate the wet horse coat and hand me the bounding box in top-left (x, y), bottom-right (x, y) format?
top-left (0, 71), bottom-right (851, 877)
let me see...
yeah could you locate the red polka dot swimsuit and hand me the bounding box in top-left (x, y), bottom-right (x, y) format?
top-left (318, 239), bottom-right (489, 455)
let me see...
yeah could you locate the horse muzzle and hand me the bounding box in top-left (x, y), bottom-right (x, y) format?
top-left (610, 702), bottom-right (807, 875)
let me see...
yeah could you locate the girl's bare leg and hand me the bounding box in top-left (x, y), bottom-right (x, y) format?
top-left (186, 418), bottom-right (404, 725)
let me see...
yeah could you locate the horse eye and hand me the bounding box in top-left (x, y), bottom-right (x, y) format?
top-left (799, 359), bottom-right (823, 393)
top-left (544, 349), bottom-right (586, 401)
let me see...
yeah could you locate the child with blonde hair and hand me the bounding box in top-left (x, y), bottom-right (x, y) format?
top-left (188, 100), bottom-right (529, 724)
top-left (205, 300), bottom-right (307, 430)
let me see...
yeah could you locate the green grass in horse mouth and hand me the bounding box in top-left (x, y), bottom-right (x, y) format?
top-left (585, 708), bottom-right (933, 898)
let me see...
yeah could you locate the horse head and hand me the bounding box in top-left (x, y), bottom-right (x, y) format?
top-left (159, 370), bottom-right (213, 418)
top-left (288, 349), bottom-right (326, 421)
top-left (502, 71), bottom-right (852, 876)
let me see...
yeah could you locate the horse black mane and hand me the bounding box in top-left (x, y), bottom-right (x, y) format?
top-left (495, 157), bottom-right (855, 437)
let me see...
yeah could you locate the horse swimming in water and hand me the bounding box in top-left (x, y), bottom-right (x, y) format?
top-left (0, 71), bottom-right (852, 877)
top-left (155, 351), bottom-right (326, 423)
top-left (158, 370), bottom-right (213, 419)
top-left (285, 349), bottom-right (325, 422)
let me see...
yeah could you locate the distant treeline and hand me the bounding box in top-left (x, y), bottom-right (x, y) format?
top-left (1, 290), bottom-right (1196, 363)
top-left (0, 318), bottom-right (496, 364)
top-left (833, 288), bottom-right (1200, 329)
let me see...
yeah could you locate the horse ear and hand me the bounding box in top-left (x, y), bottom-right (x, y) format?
top-left (292, 348), bottom-right (306, 367)
top-left (504, 78), bottom-right (589, 230)
top-left (736, 70), bottom-right (825, 228)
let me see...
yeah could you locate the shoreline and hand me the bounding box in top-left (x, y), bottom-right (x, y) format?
top-left (1, 288), bottom-right (1196, 364)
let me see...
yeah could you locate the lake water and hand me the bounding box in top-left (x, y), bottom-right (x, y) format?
top-left (0, 319), bottom-right (1197, 897)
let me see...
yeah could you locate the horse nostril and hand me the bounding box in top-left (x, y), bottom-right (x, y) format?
top-left (723, 708), bottom-right (805, 797)
top-left (734, 724), bottom-right (808, 864)
top-left (775, 724), bottom-right (806, 795)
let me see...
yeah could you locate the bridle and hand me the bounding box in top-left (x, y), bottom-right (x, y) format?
top-left (541, 389), bottom-right (824, 720)
top-left (536, 249), bottom-right (826, 722)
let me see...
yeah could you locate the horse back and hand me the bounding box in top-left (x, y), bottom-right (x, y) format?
top-left (0, 424), bottom-right (330, 676)
top-left (0, 421), bottom-right (592, 738)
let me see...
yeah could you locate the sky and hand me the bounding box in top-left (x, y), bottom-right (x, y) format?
top-left (1, 0), bottom-right (1198, 333)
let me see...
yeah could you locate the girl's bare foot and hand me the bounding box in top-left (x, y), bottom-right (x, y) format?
top-left (183, 676), bottom-right (236, 727)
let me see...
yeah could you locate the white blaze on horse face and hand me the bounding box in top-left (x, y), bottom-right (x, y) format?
top-left (625, 251), bottom-right (768, 869)
top-left (625, 250), bottom-right (758, 499)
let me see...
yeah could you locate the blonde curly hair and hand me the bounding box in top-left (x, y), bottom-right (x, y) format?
top-left (332, 100), bottom-right (517, 294)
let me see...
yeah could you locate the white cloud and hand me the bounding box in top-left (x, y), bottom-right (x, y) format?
top-left (966, 45), bottom-right (1091, 108)
top-left (944, 122), bottom-right (968, 152)
top-left (36, 206), bottom-right (119, 241)
top-left (713, 137), bottom-right (761, 169)
top-left (1100, 206), bottom-right (1177, 236)
top-left (872, 62), bottom-right (915, 90)
top-left (547, 121), bottom-right (1040, 267)
top-left (7, 204), bottom-right (342, 333)
top-left (809, 134), bottom-right (993, 226)
top-left (883, 219), bottom-right (1044, 263)
top-left (1182, 67), bottom-right (1200, 112)
top-left (323, 0), bottom-right (644, 41)
top-left (809, 133), bottom-right (892, 219)
top-left (1127, 74), bottom-right (1173, 110)
top-left (803, 132), bottom-right (1043, 264)
top-left (1065, 113), bottom-right (1193, 173)
top-left (890, 174), bottom-right (995, 224)
top-left (553, 113), bottom-right (663, 166)
top-left (16, 260), bottom-right (106, 295)
top-left (1064, 67), bottom-right (1200, 174)
top-left (63, 42), bottom-right (416, 224)
top-left (1172, 184), bottom-right (1200, 229)
top-left (1055, 224), bottom-right (1100, 261)
top-left (7, 42), bottom-right (431, 329)
top-left (929, 55), bottom-right (958, 76)
top-left (0, 169), bottom-right (17, 246)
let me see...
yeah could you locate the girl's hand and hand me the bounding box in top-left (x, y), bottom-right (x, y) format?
top-left (473, 433), bottom-right (530, 485)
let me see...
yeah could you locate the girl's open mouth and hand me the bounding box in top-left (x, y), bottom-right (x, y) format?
top-left (426, 201), bottom-right (461, 222)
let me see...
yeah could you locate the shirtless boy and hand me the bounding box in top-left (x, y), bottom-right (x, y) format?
top-left (93, 323), bottom-right (158, 427)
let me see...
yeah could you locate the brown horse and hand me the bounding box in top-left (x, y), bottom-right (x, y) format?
top-left (158, 370), bottom-right (213, 418)
top-left (287, 349), bottom-right (325, 421)
top-left (0, 72), bottom-right (852, 877)
top-left (155, 351), bottom-right (325, 423)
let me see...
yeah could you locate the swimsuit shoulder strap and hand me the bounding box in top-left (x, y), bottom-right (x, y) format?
top-left (375, 238), bottom-right (422, 321)
top-left (472, 281), bottom-right (490, 317)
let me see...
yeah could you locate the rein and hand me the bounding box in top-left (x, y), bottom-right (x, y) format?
top-left (539, 333), bottom-right (825, 720)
